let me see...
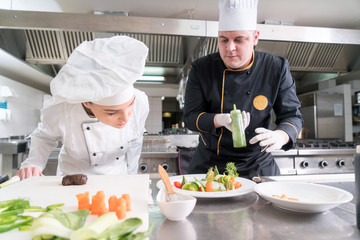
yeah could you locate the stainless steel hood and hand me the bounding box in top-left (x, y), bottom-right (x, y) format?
top-left (1, 9), bottom-right (360, 94)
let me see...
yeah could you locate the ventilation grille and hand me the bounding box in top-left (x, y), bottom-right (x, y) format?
top-left (25, 30), bottom-right (95, 63)
top-left (25, 30), bottom-right (183, 65)
top-left (116, 33), bottom-right (183, 65)
top-left (286, 42), bottom-right (343, 71)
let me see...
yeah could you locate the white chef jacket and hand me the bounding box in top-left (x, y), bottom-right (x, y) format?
top-left (21, 89), bottom-right (149, 176)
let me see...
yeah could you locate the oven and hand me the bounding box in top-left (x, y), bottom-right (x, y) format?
top-left (293, 139), bottom-right (356, 175)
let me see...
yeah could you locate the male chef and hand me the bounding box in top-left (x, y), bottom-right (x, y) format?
top-left (183, 0), bottom-right (303, 176)
top-left (17, 36), bottom-right (149, 180)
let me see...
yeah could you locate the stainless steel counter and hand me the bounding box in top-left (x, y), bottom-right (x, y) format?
top-left (148, 174), bottom-right (360, 240)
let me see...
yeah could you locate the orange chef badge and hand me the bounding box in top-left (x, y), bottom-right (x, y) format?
top-left (253, 95), bottom-right (268, 110)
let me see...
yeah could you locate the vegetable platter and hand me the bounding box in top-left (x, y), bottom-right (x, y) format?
top-left (0, 175), bottom-right (150, 239)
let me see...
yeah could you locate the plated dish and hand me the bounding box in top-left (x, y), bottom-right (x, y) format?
top-left (254, 181), bottom-right (353, 213)
top-left (156, 174), bottom-right (256, 198)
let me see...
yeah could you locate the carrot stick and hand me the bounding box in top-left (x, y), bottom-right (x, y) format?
top-left (108, 195), bottom-right (118, 212)
top-left (76, 192), bottom-right (91, 210)
top-left (115, 206), bottom-right (126, 219)
top-left (121, 194), bottom-right (131, 211)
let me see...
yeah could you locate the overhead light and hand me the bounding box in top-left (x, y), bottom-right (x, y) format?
top-left (137, 76), bottom-right (165, 82)
top-left (161, 96), bottom-right (165, 101)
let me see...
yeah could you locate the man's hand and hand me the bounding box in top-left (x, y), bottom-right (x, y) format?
top-left (214, 114), bottom-right (232, 131)
top-left (215, 112), bottom-right (251, 131)
top-left (249, 128), bottom-right (289, 152)
top-left (16, 167), bottom-right (43, 180)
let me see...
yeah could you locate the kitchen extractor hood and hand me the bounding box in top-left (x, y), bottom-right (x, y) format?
top-left (0, 9), bottom-right (360, 94)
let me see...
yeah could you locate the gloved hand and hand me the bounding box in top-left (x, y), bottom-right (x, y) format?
top-left (214, 111), bottom-right (251, 132)
top-left (249, 128), bottom-right (289, 152)
top-left (214, 114), bottom-right (232, 131)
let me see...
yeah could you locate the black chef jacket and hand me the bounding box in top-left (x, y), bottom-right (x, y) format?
top-left (183, 51), bottom-right (303, 177)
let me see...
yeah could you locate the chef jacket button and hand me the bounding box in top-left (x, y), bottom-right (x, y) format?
top-left (86, 127), bottom-right (90, 130)
top-left (246, 91), bottom-right (251, 95)
top-left (224, 91), bottom-right (228, 95)
top-left (246, 71), bottom-right (250, 74)
top-left (94, 164), bottom-right (98, 166)
top-left (120, 146), bottom-right (124, 149)
top-left (93, 153), bottom-right (96, 156)
top-left (116, 157), bottom-right (119, 160)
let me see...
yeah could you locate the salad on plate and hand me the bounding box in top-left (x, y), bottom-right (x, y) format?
top-left (173, 162), bottom-right (242, 192)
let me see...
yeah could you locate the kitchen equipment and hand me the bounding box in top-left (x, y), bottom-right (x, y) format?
top-left (294, 139), bottom-right (356, 175)
top-left (156, 174), bottom-right (256, 198)
top-left (356, 91), bottom-right (360, 104)
top-left (355, 145), bottom-right (360, 229)
top-left (0, 175), bottom-right (19, 188)
top-left (254, 181), bottom-right (353, 213)
top-left (156, 187), bottom-right (196, 221)
top-left (0, 175), bottom-right (150, 239)
top-left (0, 174), bottom-right (9, 184)
top-left (298, 92), bottom-right (345, 140)
top-left (158, 165), bottom-right (178, 202)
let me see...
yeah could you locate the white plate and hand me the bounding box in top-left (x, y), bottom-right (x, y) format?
top-left (156, 174), bottom-right (256, 198)
top-left (254, 181), bottom-right (353, 213)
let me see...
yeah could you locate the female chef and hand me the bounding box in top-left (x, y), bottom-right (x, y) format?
top-left (17, 36), bottom-right (149, 180)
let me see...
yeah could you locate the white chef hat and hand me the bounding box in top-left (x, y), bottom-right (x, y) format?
top-left (218, 0), bottom-right (259, 31)
top-left (50, 35), bottom-right (148, 106)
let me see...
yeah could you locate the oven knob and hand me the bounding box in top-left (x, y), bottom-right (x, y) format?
top-left (300, 161), bottom-right (309, 168)
top-left (139, 163), bottom-right (148, 173)
top-left (337, 159), bottom-right (345, 167)
top-left (319, 161), bottom-right (328, 168)
top-left (162, 163), bottom-right (169, 171)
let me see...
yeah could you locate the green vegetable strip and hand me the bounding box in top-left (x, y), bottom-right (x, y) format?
top-left (0, 209), bottom-right (24, 217)
top-left (0, 215), bottom-right (33, 233)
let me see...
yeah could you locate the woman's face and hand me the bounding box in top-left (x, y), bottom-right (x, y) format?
top-left (218, 30), bottom-right (259, 69)
top-left (83, 95), bottom-right (135, 129)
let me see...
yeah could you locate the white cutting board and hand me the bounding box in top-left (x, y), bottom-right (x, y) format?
top-left (0, 174), bottom-right (150, 240)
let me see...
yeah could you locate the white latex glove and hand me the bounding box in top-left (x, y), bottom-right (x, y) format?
top-left (249, 128), bottom-right (289, 152)
top-left (214, 114), bottom-right (232, 131)
top-left (214, 112), bottom-right (251, 132)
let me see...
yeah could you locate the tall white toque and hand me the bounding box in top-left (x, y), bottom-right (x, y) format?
top-left (218, 0), bottom-right (259, 31)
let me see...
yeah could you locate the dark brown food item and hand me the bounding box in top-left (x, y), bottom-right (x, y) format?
top-left (62, 174), bottom-right (88, 186)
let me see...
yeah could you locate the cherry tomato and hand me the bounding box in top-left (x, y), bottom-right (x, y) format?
top-left (174, 181), bottom-right (181, 189)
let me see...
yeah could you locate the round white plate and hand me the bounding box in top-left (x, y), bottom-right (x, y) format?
top-left (254, 181), bottom-right (353, 213)
top-left (156, 174), bottom-right (256, 198)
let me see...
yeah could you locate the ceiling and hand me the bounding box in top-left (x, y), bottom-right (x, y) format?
top-left (0, 0), bottom-right (360, 96)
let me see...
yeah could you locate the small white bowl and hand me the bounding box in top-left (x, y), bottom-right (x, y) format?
top-left (156, 187), bottom-right (197, 221)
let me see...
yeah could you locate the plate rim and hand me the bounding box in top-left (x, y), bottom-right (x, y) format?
top-left (156, 174), bottom-right (256, 198)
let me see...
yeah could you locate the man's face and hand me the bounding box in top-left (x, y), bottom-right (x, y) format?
top-left (218, 30), bottom-right (259, 69)
top-left (83, 95), bottom-right (135, 129)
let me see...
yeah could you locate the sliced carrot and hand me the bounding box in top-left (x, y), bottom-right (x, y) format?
top-left (287, 197), bottom-right (299, 201)
top-left (108, 195), bottom-right (118, 212)
top-left (115, 206), bottom-right (126, 220)
top-left (115, 198), bottom-right (127, 219)
top-left (205, 181), bottom-right (213, 192)
top-left (230, 177), bottom-right (236, 183)
top-left (234, 182), bottom-right (242, 189)
top-left (98, 206), bottom-right (109, 216)
top-left (76, 192), bottom-right (91, 210)
top-left (121, 194), bottom-right (131, 211)
top-left (91, 191), bottom-right (106, 215)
